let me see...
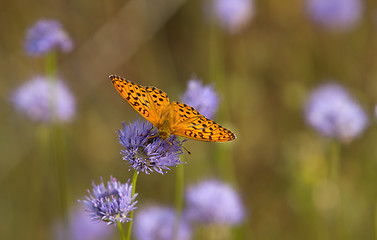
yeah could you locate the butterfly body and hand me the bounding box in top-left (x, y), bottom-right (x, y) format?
top-left (110, 75), bottom-right (235, 142)
top-left (154, 104), bottom-right (176, 140)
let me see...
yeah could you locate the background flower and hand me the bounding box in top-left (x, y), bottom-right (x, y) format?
top-left (208, 0), bottom-right (254, 34)
top-left (306, 0), bottom-right (363, 31)
top-left (80, 176), bottom-right (137, 225)
top-left (25, 19), bottom-right (73, 56)
top-left (181, 77), bottom-right (219, 119)
top-left (118, 118), bottom-right (184, 174)
top-left (305, 82), bottom-right (368, 142)
top-left (185, 179), bottom-right (245, 225)
top-left (134, 206), bottom-right (191, 240)
top-left (53, 205), bottom-right (114, 240)
top-left (11, 76), bottom-right (76, 123)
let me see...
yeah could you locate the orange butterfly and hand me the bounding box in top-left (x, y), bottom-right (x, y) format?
top-left (110, 75), bottom-right (235, 143)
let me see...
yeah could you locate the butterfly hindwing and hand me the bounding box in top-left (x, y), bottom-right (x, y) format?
top-left (110, 75), bottom-right (170, 125)
top-left (171, 102), bottom-right (236, 142)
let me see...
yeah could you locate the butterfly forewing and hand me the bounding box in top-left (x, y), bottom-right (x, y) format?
top-left (110, 75), bottom-right (170, 125)
top-left (171, 102), bottom-right (236, 142)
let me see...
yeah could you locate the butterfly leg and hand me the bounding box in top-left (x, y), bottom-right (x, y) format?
top-left (140, 125), bottom-right (156, 137)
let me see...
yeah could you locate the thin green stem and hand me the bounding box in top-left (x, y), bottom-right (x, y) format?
top-left (375, 201), bottom-right (377, 240)
top-left (329, 141), bottom-right (340, 181)
top-left (117, 221), bottom-right (126, 240)
top-left (328, 140), bottom-right (347, 239)
top-left (44, 51), bottom-right (69, 223)
top-left (174, 163), bottom-right (185, 240)
top-left (45, 51), bottom-right (57, 79)
top-left (51, 123), bottom-right (68, 221)
top-left (175, 164), bottom-right (184, 213)
top-left (126, 170), bottom-right (138, 240)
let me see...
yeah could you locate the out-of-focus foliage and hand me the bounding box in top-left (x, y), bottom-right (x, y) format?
top-left (2, 0), bottom-right (377, 239)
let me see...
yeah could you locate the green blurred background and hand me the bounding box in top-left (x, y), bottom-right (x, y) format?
top-left (2, 0), bottom-right (377, 239)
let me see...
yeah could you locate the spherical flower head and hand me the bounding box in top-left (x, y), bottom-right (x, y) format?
top-left (209, 0), bottom-right (254, 34)
top-left (118, 118), bottom-right (184, 174)
top-left (305, 82), bottom-right (368, 142)
top-left (134, 206), bottom-right (191, 240)
top-left (54, 205), bottom-right (114, 240)
top-left (25, 19), bottom-right (73, 56)
top-left (185, 179), bottom-right (245, 225)
top-left (306, 0), bottom-right (363, 31)
top-left (180, 78), bottom-right (219, 119)
top-left (80, 176), bottom-right (138, 225)
top-left (11, 76), bottom-right (76, 123)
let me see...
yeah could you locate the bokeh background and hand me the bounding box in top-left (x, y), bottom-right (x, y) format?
top-left (2, 0), bottom-right (377, 239)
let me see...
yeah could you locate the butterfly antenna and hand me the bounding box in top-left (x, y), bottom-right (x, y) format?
top-left (175, 139), bottom-right (191, 155)
top-left (181, 144), bottom-right (191, 155)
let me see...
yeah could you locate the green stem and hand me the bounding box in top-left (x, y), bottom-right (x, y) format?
top-left (175, 164), bottom-right (184, 213)
top-left (51, 123), bottom-right (68, 221)
top-left (329, 141), bottom-right (340, 181)
top-left (45, 51), bottom-right (57, 79)
top-left (28, 126), bottom-right (50, 238)
top-left (44, 51), bottom-right (69, 222)
top-left (117, 221), bottom-right (126, 240)
top-left (328, 140), bottom-right (346, 239)
top-left (174, 163), bottom-right (185, 240)
top-left (126, 170), bottom-right (138, 240)
top-left (375, 201), bottom-right (377, 240)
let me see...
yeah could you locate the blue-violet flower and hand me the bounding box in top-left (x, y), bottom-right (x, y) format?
top-left (306, 0), bottom-right (363, 31)
top-left (118, 118), bottom-right (184, 174)
top-left (11, 76), bottom-right (76, 123)
top-left (185, 179), bottom-right (245, 225)
top-left (305, 82), bottom-right (368, 142)
top-left (25, 19), bottom-right (73, 56)
top-left (181, 77), bottom-right (219, 119)
top-left (134, 206), bottom-right (191, 240)
top-left (54, 205), bottom-right (114, 240)
top-left (209, 0), bottom-right (254, 34)
top-left (80, 176), bottom-right (137, 225)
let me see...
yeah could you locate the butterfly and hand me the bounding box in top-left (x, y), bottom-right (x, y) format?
top-left (110, 75), bottom-right (236, 143)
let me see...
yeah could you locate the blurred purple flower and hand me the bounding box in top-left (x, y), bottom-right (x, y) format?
top-left (54, 205), bottom-right (114, 240)
top-left (80, 176), bottom-right (138, 225)
top-left (25, 19), bottom-right (73, 56)
top-left (118, 118), bottom-right (184, 174)
top-left (306, 0), bottom-right (363, 31)
top-left (209, 0), bottom-right (254, 33)
top-left (181, 78), bottom-right (219, 119)
top-left (185, 179), bottom-right (245, 225)
top-left (305, 82), bottom-right (368, 142)
top-left (134, 206), bottom-right (191, 240)
top-left (11, 76), bottom-right (76, 123)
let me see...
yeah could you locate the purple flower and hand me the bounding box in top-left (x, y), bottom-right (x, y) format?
top-left (25, 19), bottom-right (73, 56)
top-left (134, 206), bottom-right (191, 240)
top-left (79, 176), bottom-right (138, 225)
top-left (54, 205), bottom-right (114, 240)
top-left (185, 179), bottom-right (245, 225)
top-left (118, 118), bottom-right (184, 174)
top-left (209, 0), bottom-right (254, 34)
top-left (11, 76), bottom-right (76, 123)
top-left (306, 0), bottom-right (363, 31)
top-left (181, 78), bottom-right (219, 119)
top-left (305, 82), bottom-right (368, 142)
